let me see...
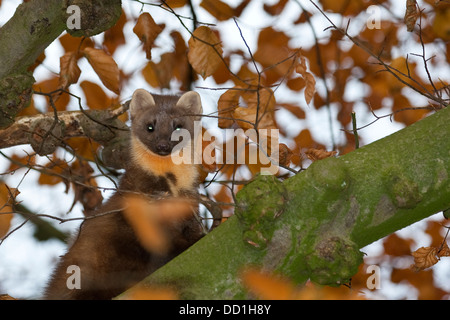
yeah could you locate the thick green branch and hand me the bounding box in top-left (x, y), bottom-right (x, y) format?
top-left (120, 106), bottom-right (450, 299)
top-left (0, 0), bottom-right (121, 128)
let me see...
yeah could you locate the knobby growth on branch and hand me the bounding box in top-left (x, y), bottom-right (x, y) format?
top-left (0, 0), bottom-right (449, 300)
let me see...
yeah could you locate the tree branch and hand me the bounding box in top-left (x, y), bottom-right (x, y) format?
top-left (0, 0), bottom-right (122, 129)
top-left (0, 105), bottom-right (130, 168)
top-left (119, 106), bottom-right (450, 299)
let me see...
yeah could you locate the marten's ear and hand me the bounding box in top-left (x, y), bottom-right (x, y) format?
top-left (130, 89), bottom-right (156, 119)
top-left (176, 91), bottom-right (203, 119)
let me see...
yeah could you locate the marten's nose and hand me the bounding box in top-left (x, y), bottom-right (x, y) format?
top-left (156, 142), bottom-right (171, 154)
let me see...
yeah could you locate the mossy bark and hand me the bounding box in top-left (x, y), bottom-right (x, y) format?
top-left (119, 106), bottom-right (450, 299)
top-left (0, 0), bottom-right (121, 129)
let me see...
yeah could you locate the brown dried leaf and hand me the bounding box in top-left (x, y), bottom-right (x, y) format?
top-left (69, 160), bottom-right (103, 213)
top-left (438, 242), bottom-right (450, 257)
top-left (277, 143), bottom-right (293, 167)
top-left (200, 128), bottom-right (217, 176)
top-left (217, 88), bottom-right (240, 128)
top-left (83, 47), bottom-right (120, 94)
top-left (200, 0), bottom-right (235, 21)
top-left (295, 55), bottom-right (316, 105)
top-left (79, 80), bottom-right (118, 110)
top-left (411, 246), bottom-right (439, 271)
top-left (38, 158), bottom-right (69, 187)
top-left (162, 0), bottom-right (187, 8)
top-left (59, 51), bottom-right (81, 90)
top-left (103, 10), bottom-right (127, 55)
top-left (263, 0), bottom-right (288, 15)
top-left (305, 148), bottom-right (337, 161)
top-left (188, 26), bottom-right (223, 80)
top-left (232, 87), bottom-right (277, 130)
top-left (133, 12), bottom-right (164, 60)
top-left (404, 0), bottom-right (418, 32)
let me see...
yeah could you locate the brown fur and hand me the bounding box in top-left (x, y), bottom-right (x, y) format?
top-left (43, 90), bottom-right (204, 300)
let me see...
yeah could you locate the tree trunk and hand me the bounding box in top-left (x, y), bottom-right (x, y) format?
top-left (118, 106), bottom-right (450, 299)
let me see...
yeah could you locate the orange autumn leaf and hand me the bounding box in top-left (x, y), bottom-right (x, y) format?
top-left (59, 51), bottom-right (81, 90)
top-left (0, 183), bottom-right (20, 239)
top-left (103, 9), bottom-right (127, 55)
top-left (120, 285), bottom-right (178, 300)
top-left (241, 268), bottom-right (299, 300)
top-left (188, 26), bottom-right (223, 80)
top-left (83, 47), bottom-right (120, 94)
top-left (122, 195), bottom-right (194, 255)
top-left (80, 80), bottom-right (119, 110)
top-left (295, 55), bottom-right (316, 105)
top-left (33, 77), bottom-right (71, 111)
top-left (200, 0), bottom-right (235, 21)
top-left (65, 137), bottom-right (100, 162)
top-left (162, 0), bottom-right (187, 8)
top-left (133, 12), bottom-right (164, 60)
top-left (38, 158), bottom-right (69, 186)
top-left (242, 268), bottom-right (364, 300)
top-left (217, 88), bottom-right (240, 129)
top-left (411, 246), bottom-right (439, 271)
top-left (232, 87), bottom-right (277, 130)
top-left (200, 128), bottom-right (217, 176)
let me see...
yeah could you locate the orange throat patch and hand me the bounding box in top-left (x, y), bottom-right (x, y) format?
top-left (130, 136), bottom-right (199, 196)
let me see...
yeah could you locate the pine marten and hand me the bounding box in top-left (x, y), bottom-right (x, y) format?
top-left (43, 89), bottom-right (204, 300)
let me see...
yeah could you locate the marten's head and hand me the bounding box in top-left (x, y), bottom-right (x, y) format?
top-left (129, 89), bottom-right (202, 157)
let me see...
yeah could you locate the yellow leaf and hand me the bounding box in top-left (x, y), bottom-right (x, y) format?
top-left (59, 51), bottom-right (81, 90)
top-left (83, 47), bottom-right (120, 94)
top-left (188, 26), bottom-right (223, 79)
top-left (433, 6), bottom-right (450, 41)
top-left (133, 12), bottom-right (164, 60)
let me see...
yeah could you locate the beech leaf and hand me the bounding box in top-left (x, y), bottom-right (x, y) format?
top-left (59, 51), bottom-right (81, 90)
top-left (188, 26), bottom-right (223, 80)
top-left (83, 47), bottom-right (120, 95)
top-left (133, 12), bottom-right (163, 60)
top-left (295, 55), bottom-right (316, 105)
top-left (411, 246), bottom-right (439, 271)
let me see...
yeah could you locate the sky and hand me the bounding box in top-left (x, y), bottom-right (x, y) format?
top-left (0, 0), bottom-right (448, 299)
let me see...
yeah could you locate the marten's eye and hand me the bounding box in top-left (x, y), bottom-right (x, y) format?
top-left (174, 124), bottom-right (183, 131)
top-left (147, 124), bottom-right (154, 132)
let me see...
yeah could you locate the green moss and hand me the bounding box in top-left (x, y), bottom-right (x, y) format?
top-left (0, 73), bottom-right (34, 128)
top-left (305, 236), bottom-right (363, 286)
top-left (235, 174), bottom-right (286, 249)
